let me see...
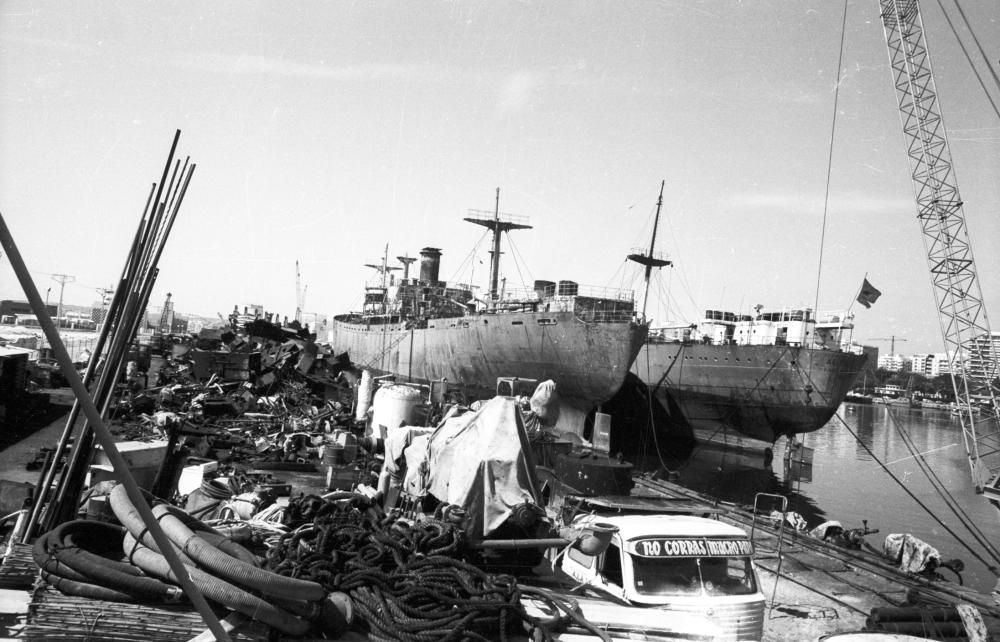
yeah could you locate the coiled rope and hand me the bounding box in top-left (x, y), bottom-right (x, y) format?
top-left (266, 494), bottom-right (609, 641)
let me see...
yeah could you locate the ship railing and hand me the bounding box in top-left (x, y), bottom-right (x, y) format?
top-left (574, 308), bottom-right (638, 324)
top-left (365, 277), bottom-right (476, 294)
top-left (500, 284), bottom-right (635, 303)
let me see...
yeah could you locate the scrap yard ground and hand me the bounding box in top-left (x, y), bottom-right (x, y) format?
top-left (1, 398), bottom-right (998, 641)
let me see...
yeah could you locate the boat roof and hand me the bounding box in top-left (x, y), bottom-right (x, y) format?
top-left (575, 513), bottom-right (749, 542)
top-left (566, 494), bottom-right (721, 516)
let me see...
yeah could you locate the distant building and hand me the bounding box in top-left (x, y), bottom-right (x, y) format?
top-left (878, 353), bottom-right (905, 372)
top-left (929, 353), bottom-right (951, 377)
top-left (1, 300), bottom-right (56, 319)
top-left (908, 353), bottom-right (934, 376)
top-left (962, 331), bottom-right (1000, 391)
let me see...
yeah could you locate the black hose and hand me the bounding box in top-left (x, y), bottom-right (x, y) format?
top-left (57, 520), bottom-right (150, 577)
top-left (34, 521), bottom-right (184, 603)
top-left (32, 530), bottom-right (93, 583)
top-left (40, 568), bottom-right (137, 603)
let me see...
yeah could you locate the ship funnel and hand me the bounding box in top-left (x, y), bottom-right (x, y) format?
top-left (419, 247), bottom-right (442, 283)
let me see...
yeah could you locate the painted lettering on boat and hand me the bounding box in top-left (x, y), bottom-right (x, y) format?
top-left (631, 538), bottom-right (753, 557)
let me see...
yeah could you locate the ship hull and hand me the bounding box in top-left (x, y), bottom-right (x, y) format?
top-left (331, 310), bottom-right (647, 409)
top-left (634, 342), bottom-right (867, 443)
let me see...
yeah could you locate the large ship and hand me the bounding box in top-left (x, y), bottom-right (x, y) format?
top-left (329, 196), bottom-right (648, 426)
top-left (623, 182), bottom-right (867, 445)
top-left (634, 308), bottom-right (868, 443)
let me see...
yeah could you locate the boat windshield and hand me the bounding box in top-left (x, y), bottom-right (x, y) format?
top-left (630, 555), bottom-right (757, 597)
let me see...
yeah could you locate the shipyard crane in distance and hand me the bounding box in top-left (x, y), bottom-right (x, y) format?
top-left (879, 0), bottom-right (1000, 499)
top-left (868, 336), bottom-right (909, 357)
top-left (294, 260), bottom-right (307, 325)
top-left (157, 292), bottom-right (174, 335)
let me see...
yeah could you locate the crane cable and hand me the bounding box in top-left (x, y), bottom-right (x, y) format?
top-left (794, 365), bottom-right (1000, 571)
top-left (810, 0), bottom-right (850, 365)
top-left (837, 408), bottom-right (1000, 570)
top-left (935, 0), bottom-right (1000, 122)
top-left (883, 406), bottom-right (1000, 564)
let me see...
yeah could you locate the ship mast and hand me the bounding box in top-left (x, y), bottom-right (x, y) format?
top-left (464, 188), bottom-right (532, 307)
top-left (627, 180), bottom-right (672, 321)
top-left (363, 244), bottom-right (400, 317)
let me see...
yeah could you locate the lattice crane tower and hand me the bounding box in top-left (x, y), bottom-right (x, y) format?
top-left (880, 0), bottom-right (1000, 495)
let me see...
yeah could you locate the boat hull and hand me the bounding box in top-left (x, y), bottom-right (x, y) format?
top-left (331, 310), bottom-right (647, 409)
top-left (634, 342), bottom-right (867, 443)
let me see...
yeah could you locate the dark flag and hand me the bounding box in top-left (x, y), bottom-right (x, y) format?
top-left (856, 278), bottom-right (882, 309)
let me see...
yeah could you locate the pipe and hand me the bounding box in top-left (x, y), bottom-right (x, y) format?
top-left (465, 538), bottom-right (572, 550)
top-left (0, 209), bottom-right (231, 642)
top-left (23, 186), bottom-right (152, 543)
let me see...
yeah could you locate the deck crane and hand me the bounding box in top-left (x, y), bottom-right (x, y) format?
top-left (879, 0), bottom-right (1000, 498)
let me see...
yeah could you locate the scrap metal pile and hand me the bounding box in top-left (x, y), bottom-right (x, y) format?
top-left (28, 321), bottom-right (617, 639)
top-left (30, 484), bottom-right (614, 641)
top-left (103, 316), bottom-right (366, 494)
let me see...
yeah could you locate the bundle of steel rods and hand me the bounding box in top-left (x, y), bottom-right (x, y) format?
top-left (24, 130), bottom-right (196, 539)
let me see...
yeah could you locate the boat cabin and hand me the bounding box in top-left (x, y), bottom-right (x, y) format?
top-left (559, 510), bottom-right (765, 641)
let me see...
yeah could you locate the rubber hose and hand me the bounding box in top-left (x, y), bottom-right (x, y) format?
top-left (56, 535), bottom-right (184, 602)
top-left (124, 540), bottom-right (309, 636)
top-left (150, 503), bottom-right (324, 601)
top-left (40, 568), bottom-right (137, 603)
top-left (32, 530), bottom-right (92, 583)
top-left (155, 502), bottom-right (223, 536)
top-left (56, 520), bottom-right (151, 577)
top-left (195, 530), bottom-right (262, 567)
top-left (109, 485), bottom-right (198, 567)
top-left (110, 485), bottom-right (323, 602)
top-left (36, 521), bottom-right (184, 603)
top-left (156, 502), bottom-right (260, 566)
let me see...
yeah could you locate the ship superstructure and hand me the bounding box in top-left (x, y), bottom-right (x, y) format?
top-left (331, 194), bottom-right (648, 426)
top-left (637, 307), bottom-right (867, 443)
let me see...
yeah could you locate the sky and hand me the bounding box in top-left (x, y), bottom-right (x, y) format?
top-left (1, 0), bottom-right (997, 355)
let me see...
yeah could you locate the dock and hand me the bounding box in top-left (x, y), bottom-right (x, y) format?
top-left (634, 476), bottom-right (1000, 641)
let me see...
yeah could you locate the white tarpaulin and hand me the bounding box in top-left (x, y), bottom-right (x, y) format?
top-left (403, 396), bottom-right (541, 539)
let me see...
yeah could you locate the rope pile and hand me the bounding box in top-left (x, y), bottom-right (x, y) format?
top-left (266, 494), bottom-right (605, 641)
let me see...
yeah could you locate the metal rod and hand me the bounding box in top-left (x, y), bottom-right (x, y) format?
top-left (0, 211), bottom-right (231, 642)
top-left (640, 180), bottom-right (666, 320)
top-left (466, 538), bottom-right (572, 550)
top-left (24, 187), bottom-right (156, 541)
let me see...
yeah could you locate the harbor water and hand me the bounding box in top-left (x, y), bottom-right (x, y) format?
top-left (671, 402), bottom-right (1000, 595)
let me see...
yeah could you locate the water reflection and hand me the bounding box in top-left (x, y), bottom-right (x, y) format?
top-left (668, 403), bottom-right (1000, 594)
